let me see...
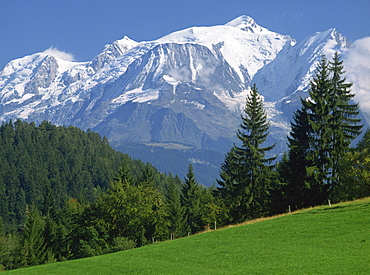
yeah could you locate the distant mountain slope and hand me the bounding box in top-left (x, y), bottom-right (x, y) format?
top-left (113, 142), bottom-right (224, 186)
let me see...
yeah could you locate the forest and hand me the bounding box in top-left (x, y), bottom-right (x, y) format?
top-left (1, 53), bottom-right (370, 271)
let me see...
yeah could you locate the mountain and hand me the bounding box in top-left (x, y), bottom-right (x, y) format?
top-left (0, 15), bottom-right (363, 185)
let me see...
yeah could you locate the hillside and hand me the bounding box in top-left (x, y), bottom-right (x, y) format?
top-left (0, 120), bottom-right (175, 229)
top-left (8, 198), bottom-right (370, 274)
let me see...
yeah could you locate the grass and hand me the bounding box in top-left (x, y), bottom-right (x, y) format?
top-left (8, 198), bottom-right (370, 274)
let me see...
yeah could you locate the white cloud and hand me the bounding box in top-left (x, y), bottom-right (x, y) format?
top-left (344, 37), bottom-right (370, 122)
top-left (43, 47), bottom-right (75, 62)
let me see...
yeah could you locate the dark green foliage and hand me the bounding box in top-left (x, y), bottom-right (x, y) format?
top-left (304, 56), bottom-right (333, 189)
top-left (74, 177), bottom-right (168, 253)
top-left (199, 187), bottom-right (225, 230)
top-left (328, 52), bottom-right (362, 198)
top-left (0, 217), bottom-right (21, 270)
top-left (0, 119), bottom-right (222, 271)
top-left (0, 120), bottom-right (128, 228)
top-left (19, 205), bottom-right (50, 267)
top-left (217, 84), bottom-right (276, 223)
top-left (182, 164), bottom-right (206, 234)
top-left (339, 129), bottom-right (370, 200)
top-left (139, 163), bottom-right (157, 185)
top-left (0, 217), bottom-right (9, 270)
top-left (279, 105), bottom-right (323, 210)
top-left (217, 147), bottom-right (245, 223)
top-left (164, 175), bottom-right (189, 239)
top-left (112, 160), bottom-right (135, 188)
top-left (282, 53), bottom-right (362, 207)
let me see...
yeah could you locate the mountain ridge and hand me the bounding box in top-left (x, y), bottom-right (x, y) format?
top-left (0, 15), bottom-right (365, 161)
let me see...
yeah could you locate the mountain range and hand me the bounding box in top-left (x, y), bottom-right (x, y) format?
top-left (0, 15), bottom-right (366, 185)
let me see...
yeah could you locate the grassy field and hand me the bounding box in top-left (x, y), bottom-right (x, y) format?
top-left (8, 198), bottom-right (370, 274)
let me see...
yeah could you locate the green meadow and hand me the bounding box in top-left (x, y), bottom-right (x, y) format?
top-left (8, 198), bottom-right (370, 274)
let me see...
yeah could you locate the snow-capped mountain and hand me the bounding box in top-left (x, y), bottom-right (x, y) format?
top-left (0, 15), bottom-right (359, 156)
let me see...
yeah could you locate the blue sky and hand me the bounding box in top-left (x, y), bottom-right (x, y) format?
top-left (1, 0), bottom-right (369, 68)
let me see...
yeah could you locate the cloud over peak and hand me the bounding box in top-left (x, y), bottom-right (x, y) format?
top-left (344, 37), bottom-right (370, 121)
top-left (43, 47), bottom-right (75, 62)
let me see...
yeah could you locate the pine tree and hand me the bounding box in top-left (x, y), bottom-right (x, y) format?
top-left (20, 205), bottom-right (50, 267)
top-left (283, 54), bottom-right (362, 206)
top-left (303, 56), bottom-right (333, 191)
top-left (328, 52), bottom-right (362, 198)
top-left (217, 84), bottom-right (275, 223)
top-left (164, 177), bottom-right (188, 239)
top-left (139, 163), bottom-right (156, 186)
top-left (112, 161), bottom-right (135, 189)
top-left (281, 105), bottom-right (314, 209)
top-left (41, 184), bottom-right (57, 218)
top-left (182, 164), bottom-right (203, 234)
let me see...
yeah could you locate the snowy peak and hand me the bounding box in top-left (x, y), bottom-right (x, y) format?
top-left (296, 28), bottom-right (349, 61)
top-left (90, 36), bottom-right (139, 72)
top-left (113, 36), bottom-right (139, 51)
top-left (327, 28), bottom-right (349, 49)
top-left (158, 15), bottom-right (283, 46)
top-left (24, 55), bottom-right (58, 94)
top-left (225, 15), bottom-right (267, 33)
top-left (252, 27), bottom-right (352, 115)
top-left (156, 15), bottom-right (293, 83)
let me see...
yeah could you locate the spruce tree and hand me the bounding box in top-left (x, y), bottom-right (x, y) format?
top-left (328, 52), bottom-right (362, 198)
top-left (217, 147), bottom-right (243, 223)
top-left (282, 105), bottom-right (316, 209)
top-left (303, 56), bottom-right (333, 190)
top-left (139, 163), bottom-right (156, 186)
top-left (182, 164), bottom-right (203, 234)
top-left (283, 54), bottom-right (362, 206)
top-left (112, 161), bottom-right (135, 189)
top-left (164, 177), bottom-right (188, 239)
top-left (20, 205), bottom-right (49, 267)
top-left (218, 84), bottom-right (275, 223)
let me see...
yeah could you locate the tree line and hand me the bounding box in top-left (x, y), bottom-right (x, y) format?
top-left (0, 121), bottom-right (218, 270)
top-left (0, 120), bottom-right (131, 229)
top-left (0, 53), bottom-right (369, 270)
top-left (217, 53), bottom-right (367, 224)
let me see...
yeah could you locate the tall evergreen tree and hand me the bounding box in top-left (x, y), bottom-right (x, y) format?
top-left (182, 164), bottom-right (203, 234)
top-left (283, 54), bottom-right (362, 206)
top-left (328, 52), bottom-right (362, 198)
top-left (139, 163), bottom-right (156, 186)
top-left (217, 84), bottom-right (275, 223)
top-left (20, 205), bottom-right (50, 267)
top-left (280, 105), bottom-right (316, 209)
top-left (303, 56), bottom-right (333, 193)
top-left (111, 160), bottom-right (135, 188)
top-left (164, 177), bottom-right (188, 239)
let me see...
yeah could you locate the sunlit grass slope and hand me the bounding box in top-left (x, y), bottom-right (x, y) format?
top-left (8, 198), bottom-right (370, 274)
